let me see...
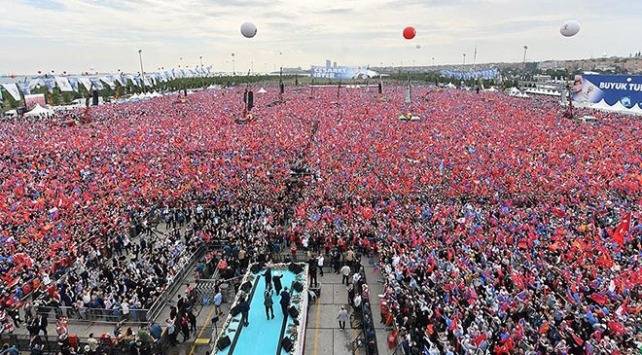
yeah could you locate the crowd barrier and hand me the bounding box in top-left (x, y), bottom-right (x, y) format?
top-left (353, 266), bottom-right (379, 355)
top-left (32, 245), bottom-right (205, 325)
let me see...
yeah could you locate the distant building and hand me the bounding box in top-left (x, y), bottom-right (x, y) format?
top-left (325, 60), bottom-right (331, 69)
top-left (333, 62), bottom-right (337, 68)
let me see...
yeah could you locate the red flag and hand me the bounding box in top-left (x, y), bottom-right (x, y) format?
top-left (590, 293), bottom-right (608, 306)
top-left (612, 212), bottom-right (631, 246)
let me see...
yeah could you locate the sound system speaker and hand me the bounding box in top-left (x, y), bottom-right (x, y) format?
top-left (92, 90), bottom-right (99, 106)
top-left (378, 82), bottom-right (383, 94)
top-left (230, 305), bottom-right (242, 317)
top-left (288, 263), bottom-right (303, 274)
top-left (281, 337), bottom-right (293, 352)
top-left (280, 82), bottom-right (285, 95)
top-left (292, 281), bottom-right (303, 293)
top-left (240, 281), bottom-right (253, 292)
top-left (288, 306), bottom-right (299, 319)
top-left (217, 336), bottom-right (231, 350)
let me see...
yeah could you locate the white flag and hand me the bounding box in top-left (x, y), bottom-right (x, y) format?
top-left (2, 83), bottom-right (22, 100)
top-left (77, 77), bottom-right (93, 91)
top-left (55, 76), bottom-right (74, 92)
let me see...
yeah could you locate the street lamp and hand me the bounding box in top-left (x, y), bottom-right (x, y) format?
top-left (523, 45), bottom-right (528, 63)
top-left (463, 53), bottom-right (466, 65)
top-left (231, 53), bottom-right (236, 75)
top-left (138, 49), bottom-right (146, 92)
top-left (200, 56), bottom-right (203, 67)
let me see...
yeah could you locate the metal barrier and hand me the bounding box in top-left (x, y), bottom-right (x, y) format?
top-left (146, 245), bottom-right (206, 321)
top-left (33, 246), bottom-right (205, 325)
top-left (35, 305), bottom-right (149, 324)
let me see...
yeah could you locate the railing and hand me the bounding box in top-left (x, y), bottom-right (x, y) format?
top-left (353, 265), bottom-right (379, 355)
top-left (33, 245), bottom-right (205, 324)
top-left (146, 245), bottom-right (206, 321)
top-left (35, 305), bottom-right (149, 324)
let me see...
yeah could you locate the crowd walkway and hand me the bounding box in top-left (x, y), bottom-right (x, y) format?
top-left (304, 257), bottom-right (392, 355)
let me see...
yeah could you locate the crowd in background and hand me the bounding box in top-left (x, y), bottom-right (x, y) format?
top-left (0, 86), bottom-right (640, 353)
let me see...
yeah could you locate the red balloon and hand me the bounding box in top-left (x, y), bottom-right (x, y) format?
top-left (403, 26), bottom-right (416, 40)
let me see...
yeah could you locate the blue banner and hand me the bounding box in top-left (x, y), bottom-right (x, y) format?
top-left (440, 68), bottom-right (499, 80)
top-left (310, 66), bottom-right (377, 80)
top-left (572, 74), bottom-right (642, 108)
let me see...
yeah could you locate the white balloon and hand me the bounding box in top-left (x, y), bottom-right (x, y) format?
top-left (560, 20), bottom-right (580, 37)
top-left (241, 22), bottom-right (257, 38)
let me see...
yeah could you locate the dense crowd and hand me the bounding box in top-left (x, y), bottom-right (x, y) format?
top-left (0, 86), bottom-right (640, 353)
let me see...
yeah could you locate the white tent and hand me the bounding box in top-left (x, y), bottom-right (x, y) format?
top-left (508, 87), bottom-right (520, 95)
top-left (257, 87), bottom-right (267, 94)
top-left (25, 104), bottom-right (54, 118)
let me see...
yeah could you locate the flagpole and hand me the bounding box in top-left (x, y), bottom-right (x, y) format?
top-left (138, 49), bottom-right (146, 92)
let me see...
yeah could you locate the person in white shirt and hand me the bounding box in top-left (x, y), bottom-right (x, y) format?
top-left (317, 255), bottom-right (324, 277)
top-left (341, 264), bottom-right (351, 285)
top-left (337, 306), bottom-right (349, 330)
top-left (121, 300), bottom-right (130, 319)
top-left (353, 294), bottom-right (362, 310)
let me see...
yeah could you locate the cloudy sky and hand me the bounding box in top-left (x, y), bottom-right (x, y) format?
top-left (1, 0), bottom-right (640, 74)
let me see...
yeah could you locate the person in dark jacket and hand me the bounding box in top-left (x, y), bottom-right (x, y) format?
top-left (279, 288), bottom-right (291, 318)
top-left (272, 274), bottom-right (284, 295)
top-left (264, 289), bottom-right (274, 320)
top-left (239, 297), bottom-right (250, 327)
top-left (263, 267), bottom-right (272, 290)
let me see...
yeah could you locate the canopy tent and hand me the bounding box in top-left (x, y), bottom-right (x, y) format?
top-left (24, 104), bottom-right (54, 118)
top-left (257, 87), bottom-right (267, 94)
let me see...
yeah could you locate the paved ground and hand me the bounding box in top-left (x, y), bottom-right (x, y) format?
top-left (303, 257), bottom-right (393, 355)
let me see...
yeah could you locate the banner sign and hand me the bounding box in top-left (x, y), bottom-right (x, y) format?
top-left (440, 68), bottom-right (499, 80)
top-left (311, 66), bottom-right (377, 80)
top-left (572, 74), bottom-right (642, 108)
top-left (24, 94), bottom-right (46, 109)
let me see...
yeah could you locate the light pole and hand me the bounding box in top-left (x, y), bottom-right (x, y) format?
top-left (463, 53), bottom-right (466, 65)
top-left (138, 49), bottom-right (146, 92)
top-left (200, 56), bottom-right (203, 67)
top-left (432, 57), bottom-right (435, 66)
top-left (523, 45), bottom-right (528, 63)
top-left (231, 53), bottom-right (236, 75)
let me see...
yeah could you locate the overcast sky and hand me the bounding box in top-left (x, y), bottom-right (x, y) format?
top-left (1, 0), bottom-right (640, 74)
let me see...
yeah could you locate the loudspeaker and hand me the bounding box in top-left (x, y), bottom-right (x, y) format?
top-left (292, 281), bottom-right (303, 293)
top-left (240, 281), bottom-right (253, 292)
top-left (378, 82), bottom-right (383, 94)
top-left (230, 305), bottom-right (242, 317)
top-left (288, 263), bottom-right (303, 274)
top-left (280, 82), bottom-right (285, 95)
top-left (217, 336), bottom-right (231, 350)
top-left (92, 91), bottom-right (99, 106)
top-left (288, 306), bottom-right (299, 319)
top-left (281, 337), bottom-right (293, 352)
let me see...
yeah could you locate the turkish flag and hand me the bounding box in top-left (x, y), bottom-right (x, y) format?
top-left (612, 212), bottom-right (631, 246)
